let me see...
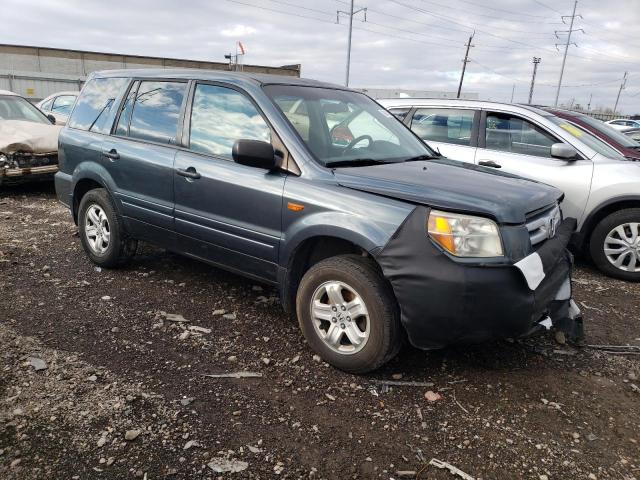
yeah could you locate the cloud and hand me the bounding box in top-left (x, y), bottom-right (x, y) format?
top-left (220, 25), bottom-right (257, 38)
top-left (1, 0), bottom-right (639, 113)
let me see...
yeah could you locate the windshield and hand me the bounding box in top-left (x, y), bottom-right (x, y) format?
top-left (548, 116), bottom-right (626, 159)
top-left (574, 114), bottom-right (640, 148)
top-left (263, 85), bottom-right (436, 166)
top-left (0, 95), bottom-right (50, 124)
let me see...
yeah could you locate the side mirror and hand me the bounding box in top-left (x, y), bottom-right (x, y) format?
top-left (551, 143), bottom-right (578, 160)
top-left (232, 139), bottom-right (277, 169)
top-left (46, 114), bottom-right (56, 125)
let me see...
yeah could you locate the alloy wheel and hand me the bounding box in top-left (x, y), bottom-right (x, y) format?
top-left (310, 280), bottom-right (370, 354)
top-left (604, 222), bottom-right (640, 272)
top-left (84, 204), bottom-right (111, 255)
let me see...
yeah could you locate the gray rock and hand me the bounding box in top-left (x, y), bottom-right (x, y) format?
top-left (207, 458), bottom-right (248, 473)
top-left (222, 313), bottom-right (236, 320)
top-left (124, 429), bottom-right (141, 441)
top-left (28, 357), bottom-right (47, 371)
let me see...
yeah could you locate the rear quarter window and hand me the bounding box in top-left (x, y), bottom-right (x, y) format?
top-left (68, 77), bottom-right (128, 134)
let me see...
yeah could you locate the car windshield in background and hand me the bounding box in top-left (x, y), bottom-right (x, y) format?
top-left (575, 114), bottom-right (640, 148)
top-left (548, 116), bottom-right (626, 159)
top-left (0, 95), bottom-right (50, 124)
top-left (263, 85), bottom-right (435, 167)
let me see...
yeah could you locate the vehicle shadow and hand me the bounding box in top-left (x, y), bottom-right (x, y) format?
top-left (0, 180), bottom-right (56, 198)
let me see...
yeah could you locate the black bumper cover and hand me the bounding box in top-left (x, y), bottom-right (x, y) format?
top-left (376, 206), bottom-right (582, 350)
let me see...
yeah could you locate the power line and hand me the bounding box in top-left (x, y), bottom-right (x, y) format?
top-left (533, 0), bottom-right (565, 15)
top-left (417, 0), bottom-right (560, 24)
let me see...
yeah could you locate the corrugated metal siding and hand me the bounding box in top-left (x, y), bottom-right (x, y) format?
top-left (0, 44), bottom-right (301, 101)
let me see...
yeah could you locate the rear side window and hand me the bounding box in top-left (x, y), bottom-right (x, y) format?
top-left (485, 113), bottom-right (556, 157)
top-left (188, 84), bottom-right (271, 158)
top-left (68, 77), bottom-right (128, 133)
top-left (411, 108), bottom-right (475, 146)
top-left (128, 81), bottom-right (187, 145)
top-left (51, 95), bottom-right (77, 116)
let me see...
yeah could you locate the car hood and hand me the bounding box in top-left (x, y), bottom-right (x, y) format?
top-left (333, 158), bottom-right (563, 224)
top-left (0, 120), bottom-right (62, 155)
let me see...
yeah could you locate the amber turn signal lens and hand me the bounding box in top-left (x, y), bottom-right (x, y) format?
top-left (427, 214), bottom-right (455, 253)
top-left (287, 202), bottom-right (305, 212)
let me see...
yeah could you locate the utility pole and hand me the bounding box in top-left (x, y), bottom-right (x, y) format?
top-left (337, 0), bottom-right (367, 87)
top-left (457, 32), bottom-right (475, 99)
top-left (554, 0), bottom-right (583, 106)
top-left (613, 71), bottom-right (628, 114)
top-left (510, 84), bottom-right (516, 103)
top-left (528, 57), bottom-right (541, 104)
top-left (587, 92), bottom-right (592, 111)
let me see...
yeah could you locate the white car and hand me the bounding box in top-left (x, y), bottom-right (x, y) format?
top-left (36, 91), bottom-right (78, 126)
top-left (606, 118), bottom-right (640, 131)
top-left (380, 98), bottom-right (640, 281)
top-left (0, 90), bottom-right (62, 185)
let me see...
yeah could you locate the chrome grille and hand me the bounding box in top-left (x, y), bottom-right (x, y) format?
top-left (526, 204), bottom-right (562, 247)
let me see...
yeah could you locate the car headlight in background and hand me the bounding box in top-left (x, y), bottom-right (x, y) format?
top-left (427, 209), bottom-right (503, 257)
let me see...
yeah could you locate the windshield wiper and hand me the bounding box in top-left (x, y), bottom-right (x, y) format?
top-left (402, 154), bottom-right (439, 162)
top-left (325, 158), bottom-right (392, 168)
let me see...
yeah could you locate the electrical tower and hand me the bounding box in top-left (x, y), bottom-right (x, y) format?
top-left (554, 0), bottom-right (584, 107)
top-left (337, 0), bottom-right (367, 87)
top-left (613, 71), bottom-right (628, 113)
top-left (528, 57), bottom-right (541, 104)
top-left (457, 32), bottom-right (475, 99)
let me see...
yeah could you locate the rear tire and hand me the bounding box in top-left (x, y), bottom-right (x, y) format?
top-left (296, 254), bottom-right (402, 374)
top-left (589, 208), bottom-right (640, 281)
top-left (78, 188), bottom-right (137, 268)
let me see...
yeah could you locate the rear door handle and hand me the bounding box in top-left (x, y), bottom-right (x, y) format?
top-left (102, 148), bottom-right (119, 160)
top-left (176, 167), bottom-right (201, 180)
top-left (478, 160), bottom-right (502, 168)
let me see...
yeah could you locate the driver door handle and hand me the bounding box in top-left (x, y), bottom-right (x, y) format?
top-left (176, 167), bottom-right (201, 180)
top-left (478, 160), bottom-right (502, 168)
top-left (102, 148), bottom-right (119, 160)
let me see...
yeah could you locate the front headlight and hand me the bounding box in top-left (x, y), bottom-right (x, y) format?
top-left (427, 209), bottom-right (503, 257)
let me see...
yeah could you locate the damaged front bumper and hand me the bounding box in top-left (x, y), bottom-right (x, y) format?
top-left (376, 206), bottom-right (583, 350)
top-left (0, 152), bottom-right (59, 185)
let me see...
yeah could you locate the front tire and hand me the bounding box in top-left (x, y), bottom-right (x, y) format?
top-left (589, 208), bottom-right (640, 281)
top-left (78, 188), bottom-right (137, 268)
top-left (296, 254), bottom-right (402, 374)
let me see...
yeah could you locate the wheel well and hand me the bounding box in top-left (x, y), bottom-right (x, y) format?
top-left (580, 199), bottom-right (640, 249)
top-left (72, 179), bottom-right (103, 224)
top-left (282, 236), bottom-right (370, 315)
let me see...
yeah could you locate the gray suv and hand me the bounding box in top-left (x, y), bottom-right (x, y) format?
top-left (55, 70), bottom-right (582, 373)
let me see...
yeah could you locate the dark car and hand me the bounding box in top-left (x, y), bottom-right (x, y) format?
top-left (54, 69), bottom-right (582, 373)
top-left (542, 107), bottom-right (640, 161)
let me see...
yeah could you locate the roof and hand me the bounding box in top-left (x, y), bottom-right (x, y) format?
top-left (377, 97), bottom-right (554, 117)
top-left (0, 90), bottom-right (19, 96)
top-left (92, 68), bottom-right (343, 89)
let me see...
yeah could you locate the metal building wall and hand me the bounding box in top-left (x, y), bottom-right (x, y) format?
top-left (0, 44), bottom-right (301, 101)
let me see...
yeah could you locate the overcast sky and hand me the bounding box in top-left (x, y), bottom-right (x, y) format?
top-left (2, 0), bottom-right (639, 113)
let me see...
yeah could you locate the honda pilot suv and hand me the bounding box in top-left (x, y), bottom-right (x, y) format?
top-left (55, 70), bottom-right (582, 373)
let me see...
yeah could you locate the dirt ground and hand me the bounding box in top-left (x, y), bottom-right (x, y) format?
top-left (1, 183), bottom-right (638, 480)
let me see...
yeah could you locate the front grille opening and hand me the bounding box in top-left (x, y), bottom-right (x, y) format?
top-left (526, 204), bottom-right (561, 247)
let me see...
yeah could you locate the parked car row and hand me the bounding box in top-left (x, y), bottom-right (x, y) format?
top-left (380, 98), bottom-right (640, 281)
top-left (2, 69), bottom-right (639, 372)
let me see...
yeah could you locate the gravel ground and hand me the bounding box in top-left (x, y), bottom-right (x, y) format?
top-left (1, 183), bottom-right (639, 480)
